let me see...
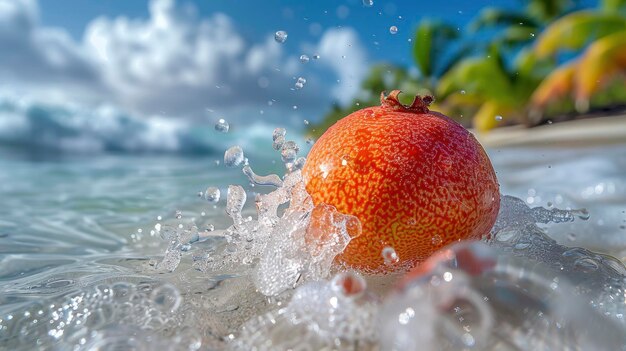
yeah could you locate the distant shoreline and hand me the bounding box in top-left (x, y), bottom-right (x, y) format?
top-left (476, 112), bottom-right (626, 148)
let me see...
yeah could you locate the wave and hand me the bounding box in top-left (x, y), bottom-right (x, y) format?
top-left (0, 97), bottom-right (298, 155)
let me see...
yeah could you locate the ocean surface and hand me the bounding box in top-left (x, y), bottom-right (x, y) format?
top-left (0, 137), bottom-right (625, 349)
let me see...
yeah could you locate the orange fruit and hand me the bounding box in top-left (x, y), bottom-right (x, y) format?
top-left (302, 90), bottom-right (500, 272)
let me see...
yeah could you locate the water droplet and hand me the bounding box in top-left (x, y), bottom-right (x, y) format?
top-left (461, 333), bottom-right (476, 347)
top-left (291, 157), bottom-right (306, 171)
top-left (382, 246), bottom-right (399, 265)
top-left (303, 119), bottom-right (309, 125)
top-left (222, 304), bottom-right (239, 312)
top-left (495, 115), bottom-right (503, 121)
top-left (150, 284), bottom-right (182, 313)
top-left (226, 185), bottom-right (247, 222)
top-left (175, 210), bottom-right (182, 219)
top-left (389, 26), bottom-right (398, 34)
top-left (281, 140), bottom-right (300, 153)
top-left (224, 146), bottom-right (244, 167)
top-left (362, 0), bottom-right (374, 7)
top-left (398, 308), bottom-right (417, 326)
top-left (331, 272), bottom-right (367, 297)
top-left (514, 242), bottom-right (530, 250)
top-left (204, 187), bottom-right (220, 203)
top-left (294, 77), bottom-right (306, 89)
top-left (299, 54), bottom-right (309, 63)
top-left (281, 148), bottom-right (297, 163)
top-left (214, 118), bottom-right (229, 133)
top-left (273, 136), bottom-right (285, 151)
top-left (313, 55), bottom-right (320, 60)
top-left (576, 208), bottom-right (590, 220)
top-left (272, 127), bottom-right (286, 141)
top-left (242, 166), bottom-right (283, 187)
top-left (460, 90), bottom-right (466, 95)
top-left (431, 235), bottom-right (443, 245)
top-left (274, 30), bottom-right (288, 43)
top-left (567, 233), bottom-right (576, 241)
top-left (574, 258), bottom-right (599, 272)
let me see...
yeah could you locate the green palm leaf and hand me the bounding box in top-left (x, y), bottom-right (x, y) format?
top-left (469, 8), bottom-right (540, 32)
top-left (495, 26), bottom-right (539, 48)
top-left (526, 0), bottom-right (579, 22)
top-left (534, 11), bottom-right (626, 57)
top-left (437, 47), bottom-right (514, 104)
top-left (600, 0), bottom-right (626, 13)
top-left (575, 30), bottom-right (626, 107)
top-left (412, 21), bottom-right (459, 79)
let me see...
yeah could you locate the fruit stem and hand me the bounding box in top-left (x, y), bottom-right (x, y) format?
top-left (380, 90), bottom-right (434, 113)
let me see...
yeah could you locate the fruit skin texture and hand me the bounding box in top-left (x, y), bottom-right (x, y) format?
top-left (302, 91), bottom-right (500, 272)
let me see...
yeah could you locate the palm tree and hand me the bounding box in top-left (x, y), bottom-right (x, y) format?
top-left (412, 20), bottom-right (470, 93)
top-left (436, 44), bottom-right (550, 131)
top-left (469, 0), bottom-right (580, 51)
top-left (309, 20), bottom-right (466, 137)
top-left (427, 0), bottom-right (579, 131)
top-left (530, 3), bottom-right (626, 114)
top-left (441, 0), bottom-right (626, 131)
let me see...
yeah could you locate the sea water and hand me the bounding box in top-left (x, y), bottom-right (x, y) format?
top-left (1, 137), bottom-right (625, 350)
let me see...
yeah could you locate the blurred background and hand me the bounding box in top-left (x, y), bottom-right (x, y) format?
top-left (1, 1), bottom-right (626, 349)
top-left (1, 0), bottom-right (624, 154)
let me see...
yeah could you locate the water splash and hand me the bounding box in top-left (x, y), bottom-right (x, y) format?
top-left (242, 166), bottom-right (283, 187)
top-left (490, 195), bottom-right (626, 326)
top-left (232, 272), bottom-right (378, 350)
top-left (380, 241), bottom-right (625, 350)
top-left (0, 281), bottom-right (201, 351)
top-left (149, 132), bottom-right (362, 297)
top-left (142, 130), bottom-right (626, 349)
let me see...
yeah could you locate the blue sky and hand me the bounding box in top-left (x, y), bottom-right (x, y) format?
top-left (0, 0), bottom-right (596, 136)
top-left (38, 0), bottom-right (523, 69)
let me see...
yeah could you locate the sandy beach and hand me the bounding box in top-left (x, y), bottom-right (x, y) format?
top-left (477, 114), bottom-right (626, 148)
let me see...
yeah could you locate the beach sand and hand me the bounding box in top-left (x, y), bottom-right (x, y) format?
top-left (476, 114), bottom-right (626, 148)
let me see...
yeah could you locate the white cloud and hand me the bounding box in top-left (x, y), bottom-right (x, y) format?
top-left (316, 28), bottom-right (367, 105)
top-left (0, 0), bottom-right (369, 125)
top-left (0, 0), bottom-right (102, 100)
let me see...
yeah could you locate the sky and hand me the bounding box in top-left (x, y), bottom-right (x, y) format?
top-left (0, 0), bottom-right (589, 137)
